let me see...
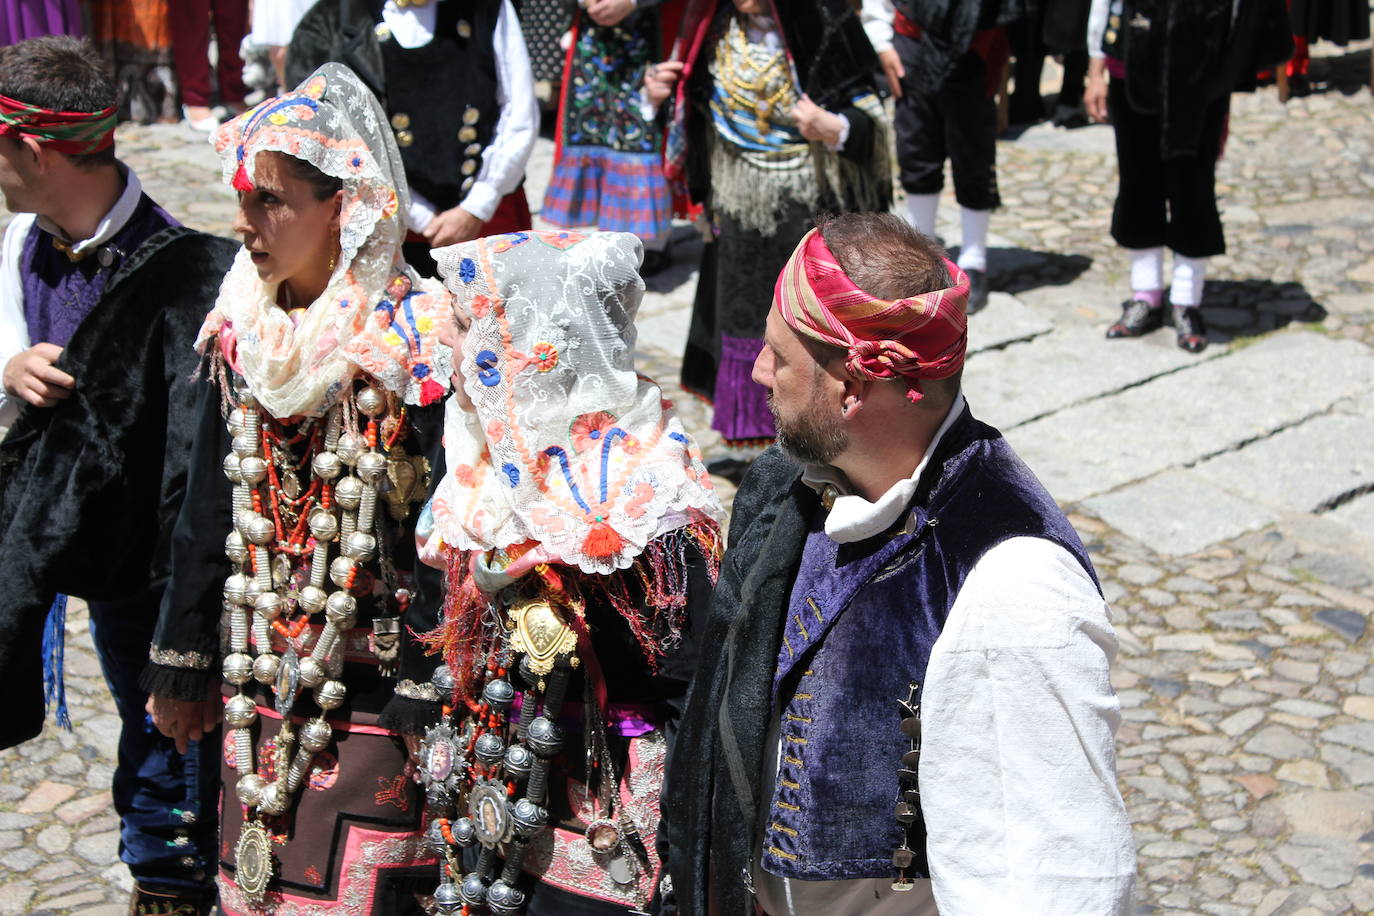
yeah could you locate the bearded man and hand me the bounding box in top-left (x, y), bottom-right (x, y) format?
top-left (663, 211), bottom-right (1136, 915)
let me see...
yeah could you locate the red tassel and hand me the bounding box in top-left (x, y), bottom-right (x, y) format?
top-left (420, 377), bottom-right (444, 406)
top-left (231, 161), bottom-right (255, 192)
top-left (582, 521), bottom-right (624, 559)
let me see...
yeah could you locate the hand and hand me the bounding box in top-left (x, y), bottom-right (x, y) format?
top-left (423, 206), bottom-right (484, 248)
top-left (1085, 59), bottom-right (1109, 124)
top-left (2, 343), bottom-right (74, 407)
top-left (585, 0), bottom-right (635, 27)
top-left (878, 48), bottom-right (905, 99)
top-left (146, 693), bottom-right (222, 755)
top-left (644, 60), bottom-right (684, 108)
top-left (792, 95), bottom-right (844, 147)
top-left (403, 733), bottom-right (424, 772)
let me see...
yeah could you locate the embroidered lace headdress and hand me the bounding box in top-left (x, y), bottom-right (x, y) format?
top-left (424, 230), bottom-right (723, 576)
top-left (197, 62), bottom-right (451, 418)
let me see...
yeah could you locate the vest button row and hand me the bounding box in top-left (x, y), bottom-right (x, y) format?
top-left (396, 129), bottom-right (414, 148)
top-left (391, 112), bottom-right (411, 130)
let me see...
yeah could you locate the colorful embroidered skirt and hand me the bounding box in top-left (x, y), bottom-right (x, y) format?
top-left (217, 696), bottom-right (435, 915)
top-left (541, 147), bottom-right (673, 241)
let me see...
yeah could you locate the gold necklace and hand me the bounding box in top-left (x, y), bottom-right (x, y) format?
top-left (717, 15), bottom-right (794, 136)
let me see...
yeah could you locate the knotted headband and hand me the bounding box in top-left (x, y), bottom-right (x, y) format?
top-left (0, 93), bottom-right (116, 155)
top-left (774, 227), bottom-right (968, 403)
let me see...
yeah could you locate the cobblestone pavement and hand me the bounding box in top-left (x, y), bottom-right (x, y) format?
top-left (3, 45), bottom-right (1374, 915)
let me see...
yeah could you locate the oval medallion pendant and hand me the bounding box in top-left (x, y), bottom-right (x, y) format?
top-left (236, 818), bottom-right (275, 903)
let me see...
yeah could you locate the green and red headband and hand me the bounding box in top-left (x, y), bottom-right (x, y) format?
top-left (0, 92), bottom-right (116, 155)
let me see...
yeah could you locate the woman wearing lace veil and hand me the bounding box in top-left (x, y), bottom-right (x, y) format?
top-left (404, 230), bottom-right (724, 914)
top-left (145, 63), bottom-right (454, 914)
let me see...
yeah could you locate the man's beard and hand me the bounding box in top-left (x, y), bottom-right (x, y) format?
top-left (767, 391), bottom-right (847, 466)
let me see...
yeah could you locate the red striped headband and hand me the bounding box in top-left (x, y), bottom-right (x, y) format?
top-left (774, 228), bottom-right (968, 403)
top-left (0, 93), bottom-right (116, 156)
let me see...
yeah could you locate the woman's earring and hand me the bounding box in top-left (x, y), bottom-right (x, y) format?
top-left (328, 249), bottom-right (338, 273)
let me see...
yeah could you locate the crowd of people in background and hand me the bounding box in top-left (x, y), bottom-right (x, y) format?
top-left (0, 2), bottom-right (1370, 916)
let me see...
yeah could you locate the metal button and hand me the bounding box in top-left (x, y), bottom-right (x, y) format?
top-left (462, 106), bottom-right (480, 125)
top-left (391, 112), bottom-right (411, 130)
top-left (892, 848), bottom-right (915, 868)
top-left (457, 18), bottom-right (472, 39)
top-left (461, 176), bottom-right (475, 193)
top-left (458, 125), bottom-right (478, 143)
top-left (465, 142), bottom-right (482, 157)
top-left (894, 801), bottom-right (919, 824)
top-left (396, 129), bottom-right (414, 148)
top-left (374, 23), bottom-right (392, 42)
top-left (461, 158), bottom-right (477, 176)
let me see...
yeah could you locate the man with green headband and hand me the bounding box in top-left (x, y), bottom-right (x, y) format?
top-left (0, 35), bottom-right (235, 916)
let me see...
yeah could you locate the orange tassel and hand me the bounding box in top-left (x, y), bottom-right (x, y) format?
top-left (582, 521), bottom-right (624, 558)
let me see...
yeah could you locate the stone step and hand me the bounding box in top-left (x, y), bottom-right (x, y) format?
top-left (1084, 470), bottom-right (1280, 557)
top-left (967, 293), bottom-right (1055, 356)
top-left (1007, 332), bottom-right (1374, 505)
top-left (965, 325), bottom-right (1218, 430)
top-left (1330, 492), bottom-right (1374, 548)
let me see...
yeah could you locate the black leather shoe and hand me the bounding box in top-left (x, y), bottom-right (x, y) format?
top-left (705, 456), bottom-right (752, 487)
top-left (1106, 297), bottom-right (1164, 338)
top-left (965, 268), bottom-right (989, 315)
top-left (1173, 306), bottom-right (1208, 353)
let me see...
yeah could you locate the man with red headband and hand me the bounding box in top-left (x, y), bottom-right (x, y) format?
top-left (664, 212), bottom-right (1136, 914)
top-left (0, 35), bottom-right (234, 916)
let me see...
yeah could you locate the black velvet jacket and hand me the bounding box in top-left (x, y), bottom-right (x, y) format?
top-left (0, 229), bottom-right (237, 750)
top-left (898, 0), bottom-right (1036, 96)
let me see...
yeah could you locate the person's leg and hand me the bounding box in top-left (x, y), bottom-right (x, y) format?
top-left (168, 0), bottom-right (213, 116)
top-left (1008, 15), bottom-right (1046, 124)
top-left (894, 33), bottom-right (947, 237)
top-left (1106, 76), bottom-right (1170, 338)
top-left (87, 586), bottom-right (218, 913)
top-left (1054, 49), bottom-right (1089, 126)
top-left (210, 0), bottom-right (249, 109)
top-left (944, 52), bottom-right (1000, 312)
top-left (1161, 94), bottom-right (1228, 353)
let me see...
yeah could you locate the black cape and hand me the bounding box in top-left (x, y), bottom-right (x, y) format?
top-left (0, 228), bottom-right (236, 749)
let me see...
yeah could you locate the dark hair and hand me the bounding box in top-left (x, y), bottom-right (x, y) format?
top-left (0, 36), bottom-right (117, 168)
top-left (282, 154), bottom-right (344, 201)
top-left (811, 212), bottom-right (962, 403)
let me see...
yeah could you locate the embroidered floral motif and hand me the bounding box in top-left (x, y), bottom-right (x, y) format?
top-left (570, 411), bottom-right (618, 454)
top-left (148, 646), bottom-right (215, 670)
top-left (394, 679), bottom-right (441, 702)
top-left (475, 350), bottom-right (502, 387)
top-left (532, 342), bottom-right (559, 372)
top-left (537, 229), bottom-right (587, 250)
top-left (374, 773), bottom-right (411, 811)
top-left (303, 865), bottom-right (323, 884)
top-left (307, 752), bottom-right (340, 791)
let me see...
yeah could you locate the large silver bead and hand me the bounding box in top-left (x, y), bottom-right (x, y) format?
top-left (223, 653), bottom-right (254, 685)
top-left (355, 451), bottom-right (388, 485)
top-left (336, 433), bottom-right (366, 466)
top-left (298, 585), bottom-right (328, 614)
top-left (243, 577), bottom-right (264, 602)
top-left (223, 573), bottom-right (250, 606)
top-left (314, 679), bottom-right (347, 710)
top-left (325, 590), bottom-right (357, 620)
top-left (311, 451), bottom-right (343, 481)
top-left (225, 531), bottom-right (248, 564)
top-left (298, 656), bottom-right (327, 688)
top-left (308, 510), bottom-right (339, 541)
top-left (253, 591), bottom-right (283, 620)
top-left (223, 453), bottom-right (243, 483)
top-left (244, 514), bottom-right (275, 546)
top-left (355, 385), bottom-right (388, 418)
top-left (236, 773), bottom-right (267, 807)
top-left (237, 391), bottom-right (259, 410)
top-left (341, 531), bottom-right (376, 562)
top-left (431, 665), bottom-right (456, 692)
top-left (300, 718), bottom-right (333, 752)
top-left (238, 456), bottom-right (268, 486)
top-left (329, 556), bottom-right (357, 588)
top-left (225, 693), bottom-right (258, 728)
top-left (252, 654), bottom-right (280, 684)
top-left (257, 780), bottom-right (289, 815)
top-left (231, 434), bottom-right (259, 458)
top-left (334, 476), bottom-right (365, 510)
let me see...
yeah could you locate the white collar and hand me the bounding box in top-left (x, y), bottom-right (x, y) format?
top-left (34, 163), bottom-right (142, 257)
top-left (800, 391), bottom-right (965, 544)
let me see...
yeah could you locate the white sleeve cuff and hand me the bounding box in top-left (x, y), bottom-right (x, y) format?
top-left (459, 182), bottom-right (501, 223)
top-left (407, 190), bottom-right (437, 234)
top-left (826, 113), bottom-right (851, 153)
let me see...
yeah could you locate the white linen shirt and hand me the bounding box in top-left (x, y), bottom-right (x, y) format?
top-left (754, 393), bottom-right (1137, 914)
top-left (384, 0), bottom-right (538, 226)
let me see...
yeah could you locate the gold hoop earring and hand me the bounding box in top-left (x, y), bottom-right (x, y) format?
top-left (328, 249), bottom-right (338, 273)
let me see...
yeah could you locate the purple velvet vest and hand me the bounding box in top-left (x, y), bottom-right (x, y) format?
top-left (21, 193), bottom-right (176, 348)
top-left (758, 413), bottom-right (1099, 882)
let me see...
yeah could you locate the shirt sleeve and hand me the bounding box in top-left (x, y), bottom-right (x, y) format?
top-left (1087, 0), bottom-right (1111, 58)
top-left (860, 0), bottom-right (895, 56)
top-left (459, 0), bottom-right (539, 223)
top-left (0, 215), bottom-right (35, 426)
top-left (920, 537), bottom-right (1137, 915)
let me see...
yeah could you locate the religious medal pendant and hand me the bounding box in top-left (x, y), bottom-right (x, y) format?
top-left (585, 816), bottom-right (621, 855)
top-left (236, 817), bottom-right (275, 903)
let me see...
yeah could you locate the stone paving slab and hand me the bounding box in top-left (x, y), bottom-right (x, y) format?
top-left (1083, 470), bottom-right (1281, 556)
top-left (1192, 412), bottom-right (1374, 514)
top-left (964, 324), bottom-right (1219, 430)
top-left (1009, 331), bottom-right (1374, 504)
top-left (1330, 492), bottom-right (1374, 546)
top-left (966, 292), bottom-right (1055, 354)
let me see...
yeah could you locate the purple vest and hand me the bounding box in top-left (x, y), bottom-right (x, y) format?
top-left (758, 411), bottom-right (1099, 882)
top-left (21, 193), bottom-right (177, 348)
